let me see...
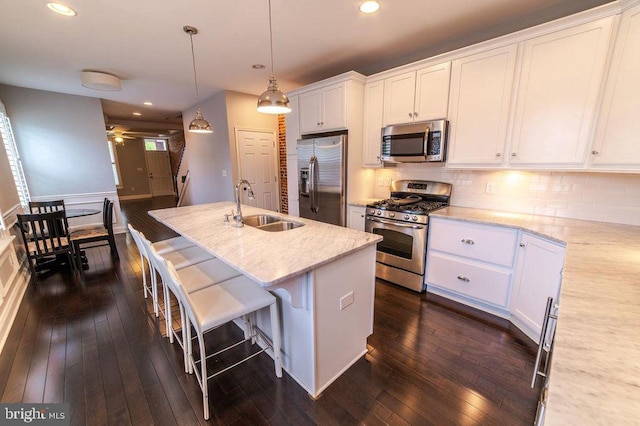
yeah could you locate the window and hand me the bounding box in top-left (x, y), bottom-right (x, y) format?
top-left (144, 138), bottom-right (167, 151)
top-left (0, 101), bottom-right (30, 211)
top-left (107, 140), bottom-right (123, 188)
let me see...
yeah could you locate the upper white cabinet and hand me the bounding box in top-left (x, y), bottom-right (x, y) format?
top-left (446, 45), bottom-right (518, 166)
top-left (362, 80), bottom-right (384, 167)
top-left (510, 234), bottom-right (566, 342)
top-left (591, 4), bottom-right (640, 170)
top-left (285, 95), bottom-right (300, 156)
top-left (299, 83), bottom-right (346, 134)
top-left (383, 62), bottom-right (451, 126)
top-left (509, 18), bottom-right (614, 167)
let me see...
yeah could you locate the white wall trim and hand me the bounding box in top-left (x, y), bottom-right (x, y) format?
top-left (0, 238), bottom-right (29, 356)
top-left (1, 202), bottom-right (22, 230)
top-left (118, 194), bottom-right (152, 201)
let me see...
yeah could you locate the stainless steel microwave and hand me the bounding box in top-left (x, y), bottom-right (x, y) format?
top-left (381, 119), bottom-right (448, 163)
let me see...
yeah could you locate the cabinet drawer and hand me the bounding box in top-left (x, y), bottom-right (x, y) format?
top-left (426, 252), bottom-right (512, 308)
top-left (429, 218), bottom-right (517, 267)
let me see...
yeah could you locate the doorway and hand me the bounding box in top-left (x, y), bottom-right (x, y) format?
top-left (236, 129), bottom-right (279, 212)
top-left (145, 148), bottom-right (175, 197)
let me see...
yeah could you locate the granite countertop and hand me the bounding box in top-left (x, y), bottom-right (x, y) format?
top-left (149, 201), bottom-right (381, 285)
top-left (430, 206), bottom-right (640, 424)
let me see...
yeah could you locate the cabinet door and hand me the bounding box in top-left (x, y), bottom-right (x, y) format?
top-left (447, 45), bottom-right (518, 165)
top-left (347, 205), bottom-right (365, 230)
top-left (509, 18), bottom-right (613, 166)
top-left (363, 80), bottom-right (384, 167)
top-left (299, 89), bottom-right (322, 134)
top-left (591, 5), bottom-right (640, 169)
top-left (510, 234), bottom-right (565, 342)
top-left (383, 71), bottom-right (416, 125)
top-left (414, 62), bottom-right (451, 121)
top-left (320, 83), bottom-right (347, 131)
top-left (285, 95), bottom-right (300, 156)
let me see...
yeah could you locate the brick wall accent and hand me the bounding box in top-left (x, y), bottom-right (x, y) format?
top-left (278, 114), bottom-right (288, 213)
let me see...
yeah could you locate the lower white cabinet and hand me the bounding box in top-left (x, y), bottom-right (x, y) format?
top-left (426, 217), bottom-right (517, 316)
top-left (348, 205), bottom-right (365, 231)
top-left (426, 217), bottom-right (567, 341)
top-left (510, 233), bottom-right (566, 342)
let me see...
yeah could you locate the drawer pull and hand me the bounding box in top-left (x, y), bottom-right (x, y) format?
top-left (460, 239), bottom-right (475, 245)
top-left (457, 275), bottom-right (470, 282)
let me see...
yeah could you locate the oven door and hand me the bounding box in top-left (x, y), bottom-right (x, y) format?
top-left (365, 216), bottom-right (427, 274)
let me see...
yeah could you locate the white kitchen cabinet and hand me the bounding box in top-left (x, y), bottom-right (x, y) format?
top-left (383, 62), bottom-right (451, 126)
top-left (299, 83), bottom-right (346, 134)
top-left (347, 205), bottom-right (366, 231)
top-left (446, 45), bottom-right (518, 166)
top-left (285, 95), bottom-right (299, 156)
top-left (509, 18), bottom-right (613, 167)
top-left (510, 233), bottom-right (565, 343)
top-left (426, 217), bottom-right (518, 316)
top-left (591, 4), bottom-right (640, 170)
top-left (362, 80), bottom-right (384, 167)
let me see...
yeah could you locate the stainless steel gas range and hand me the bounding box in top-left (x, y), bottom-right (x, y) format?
top-left (365, 180), bottom-right (452, 292)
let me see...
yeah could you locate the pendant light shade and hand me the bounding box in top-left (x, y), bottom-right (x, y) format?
top-left (184, 26), bottom-right (213, 133)
top-left (257, 0), bottom-right (291, 114)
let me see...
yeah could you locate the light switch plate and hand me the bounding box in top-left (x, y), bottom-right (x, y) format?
top-left (340, 291), bottom-right (354, 310)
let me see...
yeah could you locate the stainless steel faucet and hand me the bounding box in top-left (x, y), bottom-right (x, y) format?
top-left (232, 179), bottom-right (255, 227)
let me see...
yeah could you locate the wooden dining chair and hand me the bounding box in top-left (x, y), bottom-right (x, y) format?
top-left (29, 199), bottom-right (66, 214)
top-left (70, 199), bottom-right (119, 270)
top-left (17, 210), bottom-right (76, 282)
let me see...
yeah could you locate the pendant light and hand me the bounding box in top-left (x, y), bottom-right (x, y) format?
top-left (257, 0), bottom-right (291, 114)
top-left (183, 26), bottom-right (213, 133)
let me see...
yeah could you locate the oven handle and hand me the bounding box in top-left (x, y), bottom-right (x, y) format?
top-left (366, 217), bottom-right (425, 230)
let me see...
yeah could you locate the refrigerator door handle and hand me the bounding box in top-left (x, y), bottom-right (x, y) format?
top-left (309, 156), bottom-right (319, 213)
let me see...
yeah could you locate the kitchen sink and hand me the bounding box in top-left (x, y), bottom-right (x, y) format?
top-left (243, 215), bottom-right (304, 232)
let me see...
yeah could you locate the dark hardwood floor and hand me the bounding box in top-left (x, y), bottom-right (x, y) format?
top-left (0, 196), bottom-right (541, 425)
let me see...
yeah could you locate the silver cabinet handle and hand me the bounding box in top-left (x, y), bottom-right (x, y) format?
top-left (592, 150), bottom-right (599, 155)
top-left (457, 275), bottom-right (470, 282)
top-left (408, 113), bottom-right (413, 118)
top-left (496, 153), bottom-right (501, 157)
top-left (511, 152), bottom-right (517, 157)
top-left (414, 112), bottom-right (418, 118)
top-left (461, 239), bottom-right (475, 245)
top-left (520, 242), bottom-right (525, 248)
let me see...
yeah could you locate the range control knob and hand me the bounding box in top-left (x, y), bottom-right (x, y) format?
top-left (404, 214), bottom-right (410, 220)
top-left (368, 209), bottom-right (376, 215)
top-left (389, 212), bottom-right (395, 218)
top-left (376, 210), bottom-right (382, 216)
top-left (412, 216), bottom-right (418, 221)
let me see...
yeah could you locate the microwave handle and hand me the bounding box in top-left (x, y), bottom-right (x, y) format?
top-left (423, 127), bottom-right (430, 156)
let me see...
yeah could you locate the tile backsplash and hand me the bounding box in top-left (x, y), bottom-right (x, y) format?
top-left (374, 165), bottom-right (640, 226)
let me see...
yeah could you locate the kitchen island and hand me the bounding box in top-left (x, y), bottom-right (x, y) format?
top-left (430, 207), bottom-right (640, 425)
top-left (149, 201), bottom-right (382, 398)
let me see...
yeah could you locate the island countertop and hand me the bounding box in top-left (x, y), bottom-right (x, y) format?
top-left (430, 206), bottom-right (640, 425)
top-left (149, 201), bottom-right (381, 285)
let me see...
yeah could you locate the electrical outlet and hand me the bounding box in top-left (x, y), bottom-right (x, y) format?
top-left (340, 291), bottom-right (354, 310)
top-left (485, 182), bottom-right (496, 194)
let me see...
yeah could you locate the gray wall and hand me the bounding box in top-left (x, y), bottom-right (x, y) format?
top-left (181, 90), bottom-right (278, 206)
top-left (0, 85), bottom-right (116, 196)
top-left (0, 135), bottom-right (21, 219)
top-left (116, 138), bottom-right (151, 198)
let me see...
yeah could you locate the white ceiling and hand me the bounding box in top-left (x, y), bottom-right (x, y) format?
top-left (0, 0), bottom-right (612, 124)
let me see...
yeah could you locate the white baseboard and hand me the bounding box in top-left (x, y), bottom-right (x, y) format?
top-left (118, 194), bottom-right (153, 201)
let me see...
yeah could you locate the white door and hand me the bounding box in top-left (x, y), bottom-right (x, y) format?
top-left (145, 150), bottom-right (175, 196)
top-left (237, 130), bottom-right (279, 212)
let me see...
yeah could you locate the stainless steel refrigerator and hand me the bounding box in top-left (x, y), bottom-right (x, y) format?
top-left (297, 133), bottom-right (347, 226)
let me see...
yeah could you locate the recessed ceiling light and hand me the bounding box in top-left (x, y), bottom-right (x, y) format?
top-left (359, 1), bottom-right (380, 14)
top-left (143, 101), bottom-right (153, 106)
top-left (47, 2), bottom-right (77, 16)
top-left (252, 64), bottom-right (266, 69)
top-left (132, 112), bottom-right (142, 116)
